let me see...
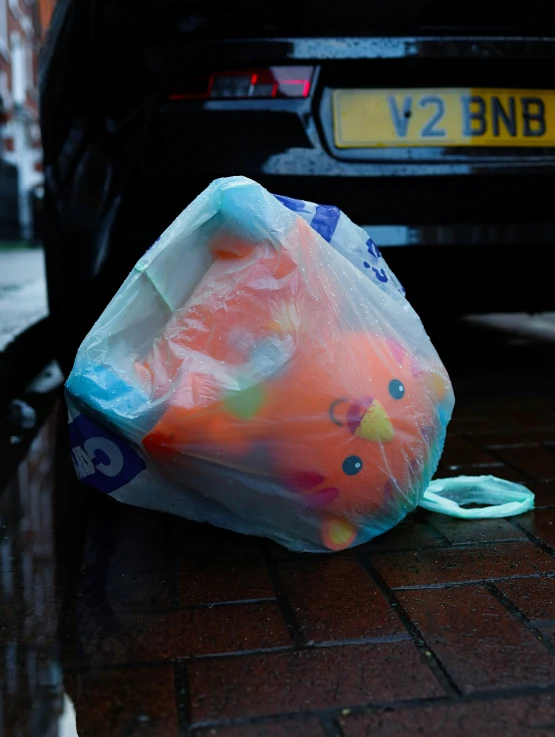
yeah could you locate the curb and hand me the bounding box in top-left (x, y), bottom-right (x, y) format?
top-left (0, 316), bottom-right (54, 412)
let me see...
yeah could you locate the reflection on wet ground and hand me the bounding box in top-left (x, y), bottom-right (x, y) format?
top-left (3, 318), bottom-right (555, 736)
top-left (0, 406), bottom-right (70, 736)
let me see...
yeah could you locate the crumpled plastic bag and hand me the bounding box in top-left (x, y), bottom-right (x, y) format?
top-left (66, 176), bottom-right (456, 552)
top-left (421, 476), bottom-right (534, 518)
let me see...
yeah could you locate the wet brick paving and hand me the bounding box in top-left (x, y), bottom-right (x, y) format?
top-left (4, 325), bottom-right (555, 735)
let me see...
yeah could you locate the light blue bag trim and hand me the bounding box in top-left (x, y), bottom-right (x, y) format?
top-left (420, 475), bottom-right (534, 518)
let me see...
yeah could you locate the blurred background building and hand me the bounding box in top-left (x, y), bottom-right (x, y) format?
top-left (0, 0), bottom-right (54, 242)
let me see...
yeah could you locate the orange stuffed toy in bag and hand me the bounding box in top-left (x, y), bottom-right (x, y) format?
top-left (141, 217), bottom-right (451, 550)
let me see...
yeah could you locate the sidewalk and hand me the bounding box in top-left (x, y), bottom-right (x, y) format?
top-left (0, 247), bottom-right (48, 353)
top-left (61, 351), bottom-right (555, 737)
top-left (4, 300), bottom-right (555, 735)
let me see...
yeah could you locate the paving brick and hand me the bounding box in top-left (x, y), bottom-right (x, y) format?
top-left (195, 718), bottom-right (325, 737)
top-left (497, 577), bottom-right (555, 622)
top-left (278, 557), bottom-right (404, 643)
top-left (449, 403), bottom-right (484, 417)
top-left (69, 665), bottom-right (178, 737)
top-left (171, 517), bottom-right (262, 551)
top-left (0, 585), bottom-right (56, 645)
top-left (477, 401), bottom-right (555, 430)
top-left (433, 464), bottom-right (527, 483)
top-left (439, 436), bottom-right (499, 469)
top-left (449, 404), bottom-right (495, 421)
top-left (447, 416), bottom-right (500, 434)
top-left (178, 549), bottom-right (274, 606)
top-left (264, 540), bottom-right (354, 563)
top-left (468, 429), bottom-right (555, 448)
top-left (372, 541), bottom-right (554, 588)
top-left (424, 514), bottom-right (526, 545)
top-left (340, 694), bottom-right (555, 737)
top-left (520, 396), bottom-right (555, 410)
top-left (398, 585), bottom-right (555, 694)
top-left (187, 641), bottom-right (443, 723)
top-left (170, 518), bottom-right (275, 605)
top-left (516, 508), bottom-right (555, 549)
top-left (357, 514), bottom-right (444, 553)
top-left (533, 622), bottom-right (555, 649)
top-left (494, 446), bottom-right (555, 481)
top-left (81, 504), bottom-right (174, 611)
top-left (77, 602), bottom-right (290, 665)
top-left (528, 483), bottom-right (555, 507)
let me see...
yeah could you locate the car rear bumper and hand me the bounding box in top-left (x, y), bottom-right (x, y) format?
top-left (42, 32), bottom-right (555, 360)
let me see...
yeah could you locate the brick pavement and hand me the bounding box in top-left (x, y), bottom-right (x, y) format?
top-left (59, 389), bottom-right (555, 737)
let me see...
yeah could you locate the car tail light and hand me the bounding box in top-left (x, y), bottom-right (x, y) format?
top-left (170, 67), bottom-right (314, 100)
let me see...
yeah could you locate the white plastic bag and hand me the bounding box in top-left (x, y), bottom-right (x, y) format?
top-left (66, 176), bottom-right (455, 552)
top-left (421, 476), bottom-right (534, 518)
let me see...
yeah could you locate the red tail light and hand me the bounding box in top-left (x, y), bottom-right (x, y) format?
top-left (170, 67), bottom-right (314, 101)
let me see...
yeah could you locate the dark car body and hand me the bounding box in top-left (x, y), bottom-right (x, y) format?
top-left (40, 0), bottom-right (555, 372)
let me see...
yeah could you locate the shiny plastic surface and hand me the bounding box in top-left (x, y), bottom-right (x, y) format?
top-left (421, 476), bottom-right (535, 518)
top-left (66, 176), bottom-right (454, 552)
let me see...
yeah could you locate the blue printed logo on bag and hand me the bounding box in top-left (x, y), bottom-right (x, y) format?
top-left (68, 412), bottom-right (145, 494)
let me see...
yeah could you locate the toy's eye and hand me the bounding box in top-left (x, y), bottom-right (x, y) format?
top-left (343, 455), bottom-right (363, 476)
top-left (389, 379), bottom-right (405, 400)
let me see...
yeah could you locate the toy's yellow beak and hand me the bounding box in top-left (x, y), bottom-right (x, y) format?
top-left (356, 400), bottom-right (395, 443)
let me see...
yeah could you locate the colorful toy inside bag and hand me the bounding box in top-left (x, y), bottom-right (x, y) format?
top-left (66, 176), bottom-right (455, 552)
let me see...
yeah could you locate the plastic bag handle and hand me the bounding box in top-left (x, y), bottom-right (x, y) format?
top-left (419, 475), bottom-right (534, 519)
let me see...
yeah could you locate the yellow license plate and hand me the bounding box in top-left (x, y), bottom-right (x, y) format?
top-left (333, 88), bottom-right (555, 148)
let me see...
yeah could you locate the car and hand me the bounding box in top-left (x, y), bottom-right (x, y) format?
top-left (40, 0), bottom-right (555, 373)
